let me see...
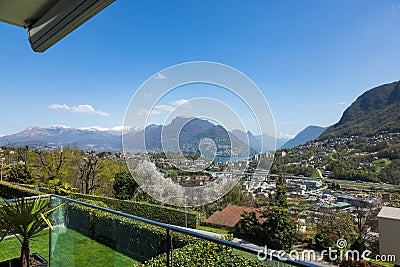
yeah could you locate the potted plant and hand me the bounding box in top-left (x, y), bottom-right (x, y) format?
top-left (0, 196), bottom-right (64, 267)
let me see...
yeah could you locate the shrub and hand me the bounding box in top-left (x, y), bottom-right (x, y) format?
top-left (340, 258), bottom-right (382, 267)
top-left (72, 193), bottom-right (197, 228)
top-left (46, 179), bottom-right (76, 196)
top-left (2, 163), bottom-right (34, 184)
top-left (140, 239), bottom-right (264, 267)
top-left (113, 171), bottom-right (138, 200)
top-left (0, 181), bottom-right (43, 199)
top-left (64, 203), bottom-right (194, 262)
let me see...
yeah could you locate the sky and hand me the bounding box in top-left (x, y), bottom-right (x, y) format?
top-left (1, 0), bottom-right (400, 137)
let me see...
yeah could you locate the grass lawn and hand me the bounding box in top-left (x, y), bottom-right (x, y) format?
top-left (0, 228), bottom-right (139, 267)
top-left (0, 231), bottom-right (49, 262)
top-left (197, 225), bottom-right (230, 235)
top-left (372, 158), bottom-right (392, 172)
top-left (313, 168), bottom-right (322, 178)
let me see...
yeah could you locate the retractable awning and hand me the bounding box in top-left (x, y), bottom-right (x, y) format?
top-left (0, 0), bottom-right (114, 52)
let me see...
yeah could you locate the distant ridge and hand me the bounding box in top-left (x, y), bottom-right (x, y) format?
top-left (281, 125), bottom-right (327, 149)
top-left (321, 81), bottom-right (400, 138)
top-left (0, 117), bottom-right (288, 154)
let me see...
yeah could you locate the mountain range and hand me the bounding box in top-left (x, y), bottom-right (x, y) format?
top-left (0, 117), bottom-right (292, 154)
top-left (2, 81), bottom-right (398, 153)
top-left (1, 79), bottom-right (398, 164)
top-left (0, 125), bottom-right (131, 152)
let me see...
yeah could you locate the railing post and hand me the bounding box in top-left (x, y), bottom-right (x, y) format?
top-left (166, 229), bottom-right (171, 267)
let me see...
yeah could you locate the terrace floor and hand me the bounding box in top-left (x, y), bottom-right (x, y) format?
top-left (0, 229), bottom-right (139, 266)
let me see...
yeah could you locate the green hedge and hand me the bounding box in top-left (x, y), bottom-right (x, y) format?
top-left (0, 181), bottom-right (44, 199)
top-left (140, 238), bottom-right (264, 267)
top-left (0, 181), bottom-right (197, 228)
top-left (65, 203), bottom-right (194, 262)
top-left (72, 193), bottom-right (198, 228)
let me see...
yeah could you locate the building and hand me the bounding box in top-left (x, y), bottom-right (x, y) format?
top-left (204, 205), bottom-right (266, 232)
top-left (377, 206), bottom-right (400, 266)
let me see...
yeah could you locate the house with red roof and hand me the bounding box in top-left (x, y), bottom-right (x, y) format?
top-left (204, 205), bottom-right (266, 232)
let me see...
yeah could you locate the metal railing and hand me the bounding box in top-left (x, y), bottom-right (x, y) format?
top-left (1, 194), bottom-right (321, 267)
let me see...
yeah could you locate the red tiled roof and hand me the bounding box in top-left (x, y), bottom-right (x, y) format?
top-left (205, 205), bottom-right (266, 228)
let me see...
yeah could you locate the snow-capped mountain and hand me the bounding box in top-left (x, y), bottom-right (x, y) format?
top-left (0, 118), bottom-right (292, 153)
top-left (0, 125), bottom-right (127, 152)
top-left (277, 132), bottom-right (295, 140)
top-left (79, 125), bottom-right (139, 134)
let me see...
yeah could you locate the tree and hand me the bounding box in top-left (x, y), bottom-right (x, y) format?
top-left (0, 197), bottom-right (63, 267)
top-left (16, 146), bottom-right (28, 165)
top-left (263, 206), bottom-right (296, 250)
top-left (47, 178), bottom-right (76, 196)
top-left (261, 175), bottom-right (296, 250)
top-left (78, 152), bottom-right (103, 194)
top-left (3, 162), bottom-right (34, 184)
top-left (237, 175), bottom-right (296, 249)
top-left (36, 149), bottom-right (66, 182)
top-left (315, 210), bottom-right (358, 250)
top-left (274, 175), bottom-right (287, 208)
top-left (380, 159), bottom-right (400, 184)
top-left (240, 210), bottom-right (263, 238)
top-left (113, 171), bottom-right (139, 200)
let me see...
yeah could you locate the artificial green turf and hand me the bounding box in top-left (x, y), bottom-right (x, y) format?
top-left (51, 228), bottom-right (139, 267)
top-left (0, 228), bottom-right (139, 267)
top-left (0, 231), bottom-right (49, 262)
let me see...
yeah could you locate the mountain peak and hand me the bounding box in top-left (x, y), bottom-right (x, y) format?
top-left (281, 125), bottom-right (326, 149)
top-left (79, 126), bottom-right (110, 131)
top-left (176, 115), bottom-right (193, 119)
top-left (25, 126), bottom-right (42, 131)
top-left (278, 132), bottom-right (295, 140)
top-left (50, 124), bottom-right (71, 129)
top-left (321, 81), bottom-right (400, 138)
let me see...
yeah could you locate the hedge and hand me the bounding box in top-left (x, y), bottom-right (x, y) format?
top-left (0, 181), bottom-right (198, 228)
top-left (0, 181), bottom-right (44, 199)
top-left (72, 193), bottom-right (198, 228)
top-left (63, 203), bottom-right (194, 262)
top-left (140, 238), bottom-right (264, 267)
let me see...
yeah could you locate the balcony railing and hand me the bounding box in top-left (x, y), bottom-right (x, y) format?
top-left (1, 195), bottom-right (321, 267)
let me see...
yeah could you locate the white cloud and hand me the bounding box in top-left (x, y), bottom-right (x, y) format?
top-left (49, 104), bottom-right (69, 110)
top-left (136, 99), bottom-right (190, 116)
top-left (48, 104), bottom-right (110, 116)
top-left (171, 99), bottom-right (189, 106)
top-left (137, 108), bottom-right (161, 116)
top-left (70, 104), bottom-right (110, 116)
top-left (338, 102), bottom-right (346, 105)
top-left (137, 108), bottom-right (149, 116)
top-left (154, 73), bottom-right (166, 80)
top-left (154, 104), bottom-right (174, 112)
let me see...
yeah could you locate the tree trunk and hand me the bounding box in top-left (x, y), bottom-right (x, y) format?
top-left (21, 238), bottom-right (31, 267)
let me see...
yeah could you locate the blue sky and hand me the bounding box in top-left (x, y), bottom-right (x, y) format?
top-left (1, 0), bottom-right (400, 137)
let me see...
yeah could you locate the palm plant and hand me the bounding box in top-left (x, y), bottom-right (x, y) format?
top-left (0, 196), bottom-right (64, 267)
